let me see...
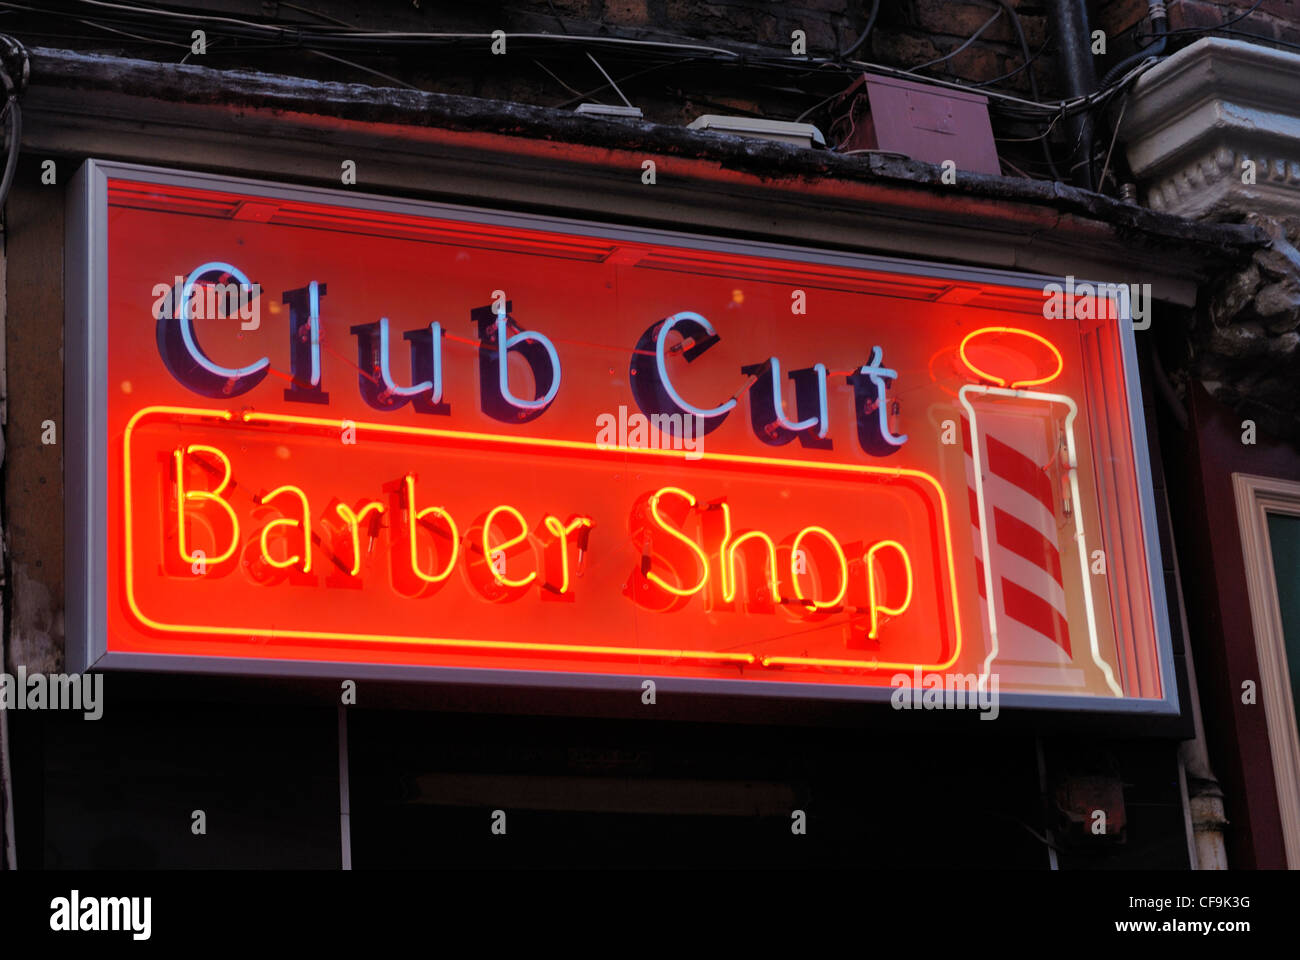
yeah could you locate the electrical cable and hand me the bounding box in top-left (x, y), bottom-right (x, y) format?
top-left (1134, 0), bottom-right (1300, 53)
top-left (585, 51), bottom-right (633, 108)
top-left (0, 30), bottom-right (28, 94)
top-left (0, 36), bottom-right (22, 852)
top-left (535, 59), bottom-right (597, 103)
top-left (981, 0), bottom-right (1061, 181)
top-left (905, 9), bottom-right (1003, 74)
top-left (280, 1), bottom-right (349, 29)
top-left (13, 0), bottom-right (1160, 119)
top-left (994, 108), bottom-right (1065, 143)
top-left (794, 87), bottom-right (846, 124)
top-left (304, 47), bottom-right (420, 91)
top-left (1100, 1), bottom-right (1170, 89)
top-left (981, 0), bottom-right (1045, 103)
top-left (1096, 93), bottom-right (1128, 190)
top-left (1137, 0), bottom-right (1265, 42)
top-left (555, 58), bottom-right (691, 109)
top-left (838, 0), bottom-right (880, 59)
top-left (78, 13), bottom-right (190, 48)
top-left (1189, 27), bottom-right (1300, 53)
top-left (970, 36), bottom-right (1049, 88)
top-left (0, 32), bottom-right (27, 215)
top-left (0, 97), bottom-right (18, 211)
top-left (544, 0), bottom-right (569, 35)
top-left (6, 0), bottom-right (1173, 169)
top-left (848, 52), bottom-right (1155, 119)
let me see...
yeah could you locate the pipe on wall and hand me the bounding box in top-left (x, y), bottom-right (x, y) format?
top-left (1044, 0), bottom-right (1099, 189)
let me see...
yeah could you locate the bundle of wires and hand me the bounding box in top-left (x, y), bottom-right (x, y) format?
top-left (0, 0), bottom-right (1281, 194)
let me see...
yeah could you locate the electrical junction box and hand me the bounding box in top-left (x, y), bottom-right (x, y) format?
top-left (575, 103), bottom-right (644, 119)
top-left (831, 73), bottom-right (1000, 174)
top-left (687, 115), bottom-right (826, 149)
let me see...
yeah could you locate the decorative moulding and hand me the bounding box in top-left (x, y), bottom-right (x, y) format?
top-left (1123, 38), bottom-right (1300, 220)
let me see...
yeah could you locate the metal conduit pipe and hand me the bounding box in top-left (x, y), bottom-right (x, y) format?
top-left (1044, 0), bottom-right (1099, 189)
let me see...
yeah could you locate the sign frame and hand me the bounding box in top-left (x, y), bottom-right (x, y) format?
top-left (65, 158), bottom-right (1180, 716)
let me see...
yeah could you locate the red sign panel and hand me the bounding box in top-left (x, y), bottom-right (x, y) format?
top-left (68, 163), bottom-right (1175, 707)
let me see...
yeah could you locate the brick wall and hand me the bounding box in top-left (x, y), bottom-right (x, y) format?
top-left (523, 0), bottom-right (1061, 97)
top-left (13, 2), bottom-right (1300, 126)
top-left (1102, 0), bottom-right (1300, 52)
top-left (7, 1), bottom-right (1300, 158)
top-left (13, 1), bottom-right (1300, 114)
top-left (1167, 0), bottom-right (1300, 47)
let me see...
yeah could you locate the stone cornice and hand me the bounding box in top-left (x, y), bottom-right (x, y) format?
top-left (1124, 38), bottom-right (1300, 220)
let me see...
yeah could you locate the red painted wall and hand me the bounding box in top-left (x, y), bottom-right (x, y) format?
top-left (1168, 384), bottom-right (1300, 868)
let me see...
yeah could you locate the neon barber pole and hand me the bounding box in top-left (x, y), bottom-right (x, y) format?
top-left (957, 327), bottom-right (1123, 697)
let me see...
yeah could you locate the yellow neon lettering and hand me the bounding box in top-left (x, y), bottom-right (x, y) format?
top-left (542, 514), bottom-right (593, 595)
top-left (258, 484), bottom-right (312, 572)
top-left (716, 503), bottom-right (780, 604)
top-left (334, 501), bottom-right (385, 577)
top-left (483, 505), bottom-right (536, 588)
top-left (645, 486), bottom-right (709, 597)
top-left (123, 407), bottom-right (966, 673)
top-left (866, 540), bottom-right (914, 638)
top-left (173, 443), bottom-right (240, 565)
top-left (790, 526), bottom-right (848, 610)
top-left (404, 474), bottom-right (458, 584)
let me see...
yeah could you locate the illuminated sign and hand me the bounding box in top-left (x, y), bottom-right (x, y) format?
top-left (66, 161), bottom-right (1177, 711)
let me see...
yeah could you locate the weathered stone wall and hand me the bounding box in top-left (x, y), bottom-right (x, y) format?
top-left (1198, 215), bottom-right (1300, 443)
top-left (3, 161), bottom-right (66, 679)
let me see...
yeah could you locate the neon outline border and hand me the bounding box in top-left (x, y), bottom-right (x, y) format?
top-left (121, 404), bottom-right (964, 673)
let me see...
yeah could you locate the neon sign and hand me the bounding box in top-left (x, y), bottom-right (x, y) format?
top-left (65, 161), bottom-right (1177, 711)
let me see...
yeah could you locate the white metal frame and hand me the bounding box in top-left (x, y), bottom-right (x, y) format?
top-left (1233, 472), bottom-right (1300, 866)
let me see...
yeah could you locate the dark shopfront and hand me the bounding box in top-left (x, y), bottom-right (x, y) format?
top-left (0, 44), bottom-right (1274, 872)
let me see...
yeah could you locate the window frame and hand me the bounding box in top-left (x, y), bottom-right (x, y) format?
top-left (1233, 471), bottom-right (1300, 867)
